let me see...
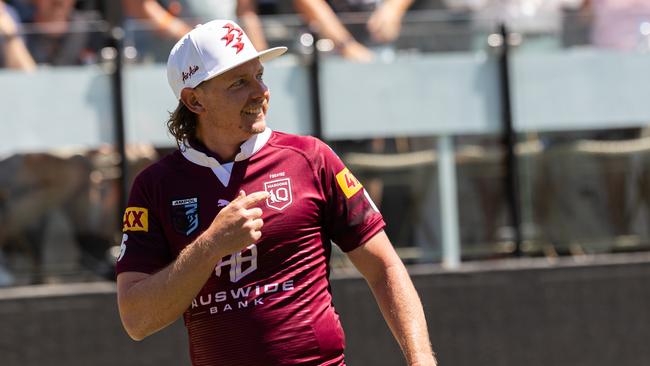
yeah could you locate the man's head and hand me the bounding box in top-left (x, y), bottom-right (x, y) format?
top-left (32, 0), bottom-right (75, 20)
top-left (165, 20), bottom-right (286, 147)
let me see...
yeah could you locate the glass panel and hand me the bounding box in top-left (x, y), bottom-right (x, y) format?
top-left (513, 7), bottom-right (650, 256)
top-left (314, 11), bottom-right (508, 265)
top-left (0, 20), bottom-right (122, 286)
top-left (7, 5), bottom-right (650, 283)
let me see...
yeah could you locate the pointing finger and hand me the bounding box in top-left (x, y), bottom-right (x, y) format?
top-left (240, 191), bottom-right (270, 208)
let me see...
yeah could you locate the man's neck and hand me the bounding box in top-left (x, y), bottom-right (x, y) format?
top-left (203, 139), bottom-right (243, 163)
top-left (194, 131), bottom-right (250, 163)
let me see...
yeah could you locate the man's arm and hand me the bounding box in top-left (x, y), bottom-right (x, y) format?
top-left (122, 0), bottom-right (192, 41)
top-left (292, 0), bottom-right (374, 62)
top-left (367, 0), bottom-right (414, 43)
top-left (346, 230), bottom-right (436, 366)
top-left (117, 191), bottom-right (268, 340)
top-left (237, 0), bottom-right (268, 50)
top-left (117, 241), bottom-right (226, 341)
top-left (0, 2), bottom-right (35, 71)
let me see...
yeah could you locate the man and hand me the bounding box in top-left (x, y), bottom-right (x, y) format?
top-left (123, 0), bottom-right (268, 62)
top-left (116, 19), bottom-right (436, 366)
top-left (294, 0), bottom-right (416, 62)
top-left (582, 0), bottom-right (650, 51)
top-left (0, 1), bottom-right (35, 70)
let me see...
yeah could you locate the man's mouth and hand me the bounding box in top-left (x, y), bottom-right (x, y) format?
top-left (242, 105), bottom-right (264, 116)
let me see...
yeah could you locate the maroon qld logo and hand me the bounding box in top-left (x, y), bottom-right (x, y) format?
top-left (263, 178), bottom-right (292, 211)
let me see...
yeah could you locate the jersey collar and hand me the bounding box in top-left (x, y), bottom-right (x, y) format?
top-left (181, 128), bottom-right (272, 186)
top-left (235, 127), bottom-right (272, 162)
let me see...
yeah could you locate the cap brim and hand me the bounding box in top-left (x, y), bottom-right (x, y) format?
top-left (258, 46), bottom-right (288, 63)
top-left (199, 46), bottom-right (288, 88)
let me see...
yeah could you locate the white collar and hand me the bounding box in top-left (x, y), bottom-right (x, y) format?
top-left (181, 128), bottom-right (272, 186)
top-left (235, 127), bottom-right (272, 162)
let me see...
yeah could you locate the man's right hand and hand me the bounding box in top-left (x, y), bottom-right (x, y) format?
top-left (341, 40), bottom-right (375, 63)
top-left (0, 2), bottom-right (18, 37)
top-left (199, 190), bottom-right (269, 258)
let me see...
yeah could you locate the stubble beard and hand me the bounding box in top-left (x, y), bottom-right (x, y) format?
top-left (241, 115), bottom-right (266, 135)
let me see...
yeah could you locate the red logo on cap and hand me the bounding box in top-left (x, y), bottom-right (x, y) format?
top-left (221, 23), bottom-right (245, 54)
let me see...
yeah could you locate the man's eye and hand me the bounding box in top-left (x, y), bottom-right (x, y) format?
top-left (256, 73), bottom-right (264, 81)
top-left (230, 79), bottom-right (245, 88)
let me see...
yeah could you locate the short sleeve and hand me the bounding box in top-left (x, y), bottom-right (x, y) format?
top-left (115, 170), bottom-right (173, 275)
top-left (315, 139), bottom-right (386, 252)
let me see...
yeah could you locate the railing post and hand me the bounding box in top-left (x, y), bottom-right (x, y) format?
top-left (107, 26), bottom-right (128, 226)
top-left (498, 23), bottom-right (523, 256)
top-left (438, 134), bottom-right (461, 268)
top-left (306, 32), bottom-right (323, 140)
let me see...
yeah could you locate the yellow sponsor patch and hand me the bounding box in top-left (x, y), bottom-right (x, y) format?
top-left (123, 207), bottom-right (148, 232)
top-left (335, 168), bottom-right (363, 199)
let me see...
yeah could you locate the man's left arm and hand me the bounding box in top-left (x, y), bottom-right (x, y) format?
top-left (346, 230), bottom-right (437, 366)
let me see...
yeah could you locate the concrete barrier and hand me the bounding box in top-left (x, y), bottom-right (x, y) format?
top-left (2, 253), bottom-right (650, 366)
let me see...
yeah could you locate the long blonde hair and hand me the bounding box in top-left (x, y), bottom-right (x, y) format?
top-left (166, 101), bottom-right (198, 148)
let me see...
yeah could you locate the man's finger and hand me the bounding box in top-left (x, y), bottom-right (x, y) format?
top-left (249, 218), bottom-right (264, 231)
top-left (232, 190), bottom-right (247, 202)
top-left (245, 207), bottom-right (263, 219)
top-left (240, 191), bottom-right (270, 208)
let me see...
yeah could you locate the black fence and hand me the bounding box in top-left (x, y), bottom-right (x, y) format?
top-left (2, 253), bottom-right (650, 366)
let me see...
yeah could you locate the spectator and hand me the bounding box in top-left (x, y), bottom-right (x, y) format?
top-left (293, 0), bottom-right (415, 62)
top-left (172, 0), bottom-right (270, 49)
top-left (582, 0), bottom-right (650, 51)
top-left (0, 1), bottom-right (35, 70)
top-left (444, 0), bottom-right (583, 50)
top-left (122, 0), bottom-right (192, 44)
top-left (16, 0), bottom-right (105, 65)
top-left (123, 0), bottom-right (268, 62)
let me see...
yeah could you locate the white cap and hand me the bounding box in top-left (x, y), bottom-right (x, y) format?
top-left (166, 19), bottom-right (287, 99)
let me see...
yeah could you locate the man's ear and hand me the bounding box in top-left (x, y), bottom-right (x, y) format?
top-left (180, 88), bottom-right (205, 114)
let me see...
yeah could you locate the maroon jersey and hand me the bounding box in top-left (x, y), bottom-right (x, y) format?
top-left (116, 129), bottom-right (385, 366)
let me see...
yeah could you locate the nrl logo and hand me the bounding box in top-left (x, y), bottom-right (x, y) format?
top-left (263, 178), bottom-right (292, 211)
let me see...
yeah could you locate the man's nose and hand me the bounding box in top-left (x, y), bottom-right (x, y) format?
top-left (251, 79), bottom-right (269, 99)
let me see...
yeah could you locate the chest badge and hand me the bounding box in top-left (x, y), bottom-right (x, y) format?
top-left (264, 178), bottom-right (293, 211)
top-left (171, 198), bottom-right (199, 236)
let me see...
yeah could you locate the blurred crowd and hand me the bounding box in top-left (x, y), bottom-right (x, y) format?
top-left (3, 0), bottom-right (650, 287)
top-left (2, 0), bottom-right (650, 70)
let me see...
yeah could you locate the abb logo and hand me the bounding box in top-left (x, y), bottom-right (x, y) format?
top-left (215, 244), bottom-right (258, 282)
top-left (221, 23), bottom-right (245, 54)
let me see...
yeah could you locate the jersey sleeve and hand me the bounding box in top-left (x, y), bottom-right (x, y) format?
top-left (314, 139), bottom-right (386, 252)
top-left (115, 169), bottom-right (173, 275)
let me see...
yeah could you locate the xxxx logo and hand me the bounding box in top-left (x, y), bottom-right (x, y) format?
top-left (123, 207), bottom-right (148, 232)
top-left (221, 23), bottom-right (245, 54)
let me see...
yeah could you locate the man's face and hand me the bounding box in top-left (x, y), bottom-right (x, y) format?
top-left (33, 0), bottom-right (75, 19)
top-left (194, 58), bottom-right (270, 142)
